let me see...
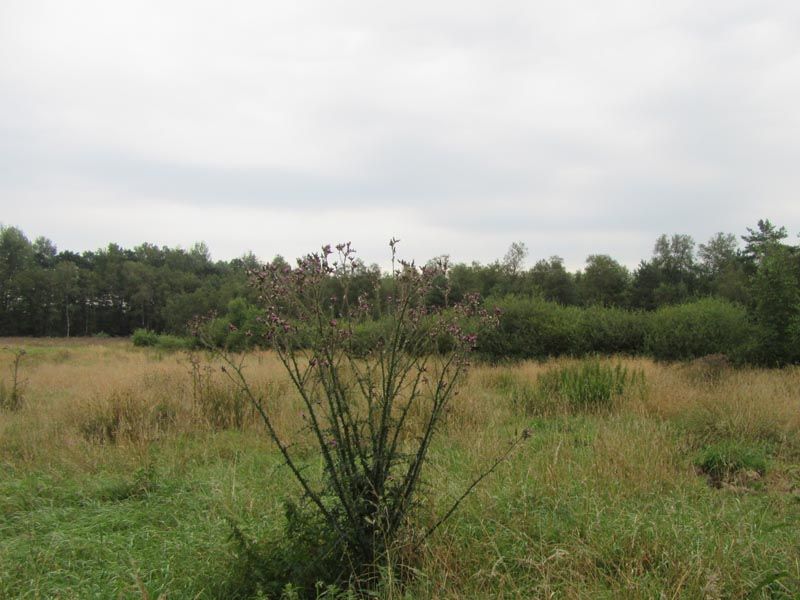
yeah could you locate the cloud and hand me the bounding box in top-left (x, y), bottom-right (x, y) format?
top-left (1, 0), bottom-right (799, 269)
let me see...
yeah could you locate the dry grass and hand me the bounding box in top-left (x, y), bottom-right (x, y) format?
top-left (3, 341), bottom-right (798, 491)
top-left (2, 339), bottom-right (800, 597)
top-left (0, 341), bottom-right (303, 468)
top-left (639, 361), bottom-right (800, 455)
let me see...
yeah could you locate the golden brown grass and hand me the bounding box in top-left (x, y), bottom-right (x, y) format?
top-left (0, 341), bottom-right (301, 469)
top-left (2, 339), bottom-right (800, 597)
top-left (3, 340), bottom-right (799, 483)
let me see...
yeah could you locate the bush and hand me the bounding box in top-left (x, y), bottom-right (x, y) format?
top-left (476, 295), bottom-right (764, 364)
top-left (348, 318), bottom-right (394, 357)
top-left (132, 328), bottom-right (159, 347)
top-left (191, 293), bottom-right (772, 366)
top-left (133, 328), bottom-right (191, 351)
top-left (477, 297), bottom-right (650, 361)
top-left (154, 334), bottom-right (189, 351)
top-left (478, 296), bottom-right (584, 360)
top-left (531, 359), bottom-right (644, 413)
top-left (202, 298), bottom-right (306, 352)
top-left (578, 306), bottom-right (647, 355)
top-left (645, 298), bottom-right (755, 362)
top-left (750, 243), bottom-right (800, 366)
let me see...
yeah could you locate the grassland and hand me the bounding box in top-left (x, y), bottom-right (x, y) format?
top-left (1, 339), bottom-right (800, 598)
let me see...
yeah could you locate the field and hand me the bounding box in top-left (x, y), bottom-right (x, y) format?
top-left (2, 339), bottom-right (800, 598)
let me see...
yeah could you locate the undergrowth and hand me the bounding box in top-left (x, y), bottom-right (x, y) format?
top-left (1, 341), bottom-right (800, 597)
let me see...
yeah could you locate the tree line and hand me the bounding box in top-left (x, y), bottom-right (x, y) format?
top-left (0, 228), bottom-right (258, 337)
top-left (1, 220), bottom-right (798, 363)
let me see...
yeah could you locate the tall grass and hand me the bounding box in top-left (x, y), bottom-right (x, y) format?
top-left (1, 339), bottom-right (800, 597)
top-left (534, 358), bottom-right (645, 412)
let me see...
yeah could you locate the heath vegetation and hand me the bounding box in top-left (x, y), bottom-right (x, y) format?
top-left (1, 339), bottom-right (800, 597)
top-left (2, 228), bottom-right (800, 597)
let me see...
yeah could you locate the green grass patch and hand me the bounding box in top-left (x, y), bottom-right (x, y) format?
top-left (695, 440), bottom-right (769, 485)
top-left (528, 359), bottom-right (645, 414)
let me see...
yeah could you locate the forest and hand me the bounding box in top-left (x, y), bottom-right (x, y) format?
top-left (1, 219), bottom-right (798, 365)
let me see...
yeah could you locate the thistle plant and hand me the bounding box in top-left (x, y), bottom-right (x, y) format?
top-left (195, 240), bottom-right (516, 589)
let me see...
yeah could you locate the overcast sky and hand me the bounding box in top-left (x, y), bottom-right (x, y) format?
top-left (2, 1), bottom-right (799, 269)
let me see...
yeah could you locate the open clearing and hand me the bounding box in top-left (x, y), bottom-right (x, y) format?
top-left (2, 339), bottom-right (800, 598)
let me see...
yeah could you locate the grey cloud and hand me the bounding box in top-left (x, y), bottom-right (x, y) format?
top-left (1, 125), bottom-right (572, 209)
top-left (1, 0), bottom-right (799, 267)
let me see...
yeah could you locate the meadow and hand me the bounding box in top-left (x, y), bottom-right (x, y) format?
top-left (1, 338), bottom-right (800, 598)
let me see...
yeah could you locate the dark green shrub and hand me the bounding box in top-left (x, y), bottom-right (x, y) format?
top-left (351, 312), bottom-right (466, 358)
top-left (478, 297), bottom-right (650, 360)
top-left (205, 297), bottom-right (314, 352)
top-left (133, 329), bottom-right (190, 351)
top-left (578, 306), bottom-right (647, 355)
top-left (478, 296), bottom-right (584, 360)
top-left (194, 298), bottom-right (268, 352)
top-left (532, 359), bottom-right (644, 413)
top-left (749, 243), bottom-right (800, 366)
top-left (349, 318), bottom-right (393, 356)
top-left (695, 440), bottom-right (767, 485)
top-left (645, 298), bottom-right (755, 362)
top-left (472, 295), bottom-right (770, 364)
top-left (132, 328), bottom-right (159, 347)
top-left (154, 334), bottom-right (189, 351)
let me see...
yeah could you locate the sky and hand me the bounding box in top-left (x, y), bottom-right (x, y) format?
top-left (1, 1), bottom-right (799, 270)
